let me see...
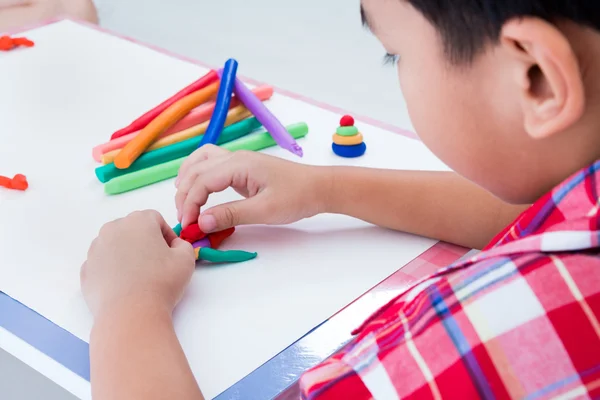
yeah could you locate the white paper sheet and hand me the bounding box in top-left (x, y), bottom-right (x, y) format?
top-left (0, 21), bottom-right (450, 398)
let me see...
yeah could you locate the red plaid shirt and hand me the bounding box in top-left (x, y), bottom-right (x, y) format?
top-left (299, 161), bottom-right (600, 399)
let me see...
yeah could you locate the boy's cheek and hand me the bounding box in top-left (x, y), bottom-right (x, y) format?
top-left (399, 64), bottom-right (488, 178)
top-left (398, 64), bottom-right (457, 148)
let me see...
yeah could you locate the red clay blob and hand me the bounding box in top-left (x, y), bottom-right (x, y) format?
top-left (0, 35), bottom-right (34, 51)
top-left (340, 115), bottom-right (355, 127)
top-left (180, 223), bottom-right (207, 243)
top-left (207, 227), bottom-right (235, 249)
top-left (0, 174), bottom-right (28, 191)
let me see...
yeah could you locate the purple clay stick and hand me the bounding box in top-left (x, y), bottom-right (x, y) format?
top-left (192, 238), bottom-right (211, 249)
top-left (217, 69), bottom-right (303, 157)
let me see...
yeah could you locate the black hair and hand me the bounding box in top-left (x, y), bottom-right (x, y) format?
top-left (369, 1), bottom-right (600, 63)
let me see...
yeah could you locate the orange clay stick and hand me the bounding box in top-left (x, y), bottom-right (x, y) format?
top-left (101, 105), bottom-right (251, 164)
top-left (114, 81), bottom-right (220, 169)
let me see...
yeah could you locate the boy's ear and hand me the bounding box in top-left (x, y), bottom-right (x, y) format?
top-left (500, 18), bottom-right (585, 139)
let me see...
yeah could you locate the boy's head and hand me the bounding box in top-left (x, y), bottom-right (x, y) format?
top-left (362, 0), bottom-right (600, 203)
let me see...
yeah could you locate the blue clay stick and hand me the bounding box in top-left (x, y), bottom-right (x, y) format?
top-left (199, 58), bottom-right (238, 148)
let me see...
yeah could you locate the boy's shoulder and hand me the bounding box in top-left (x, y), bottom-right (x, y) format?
top-left (299, 158), bottom-right (600, 400)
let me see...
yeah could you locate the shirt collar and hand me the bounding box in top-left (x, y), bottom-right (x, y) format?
top-left (479, 160), bottom-right (600, 257)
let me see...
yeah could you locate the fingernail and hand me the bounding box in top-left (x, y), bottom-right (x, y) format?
top-left (175, 176), bottom-right (180, 187)
top-left (200, 214), bottom-right (217, 232)
top-left (181, 215), bottom-right (187, 228)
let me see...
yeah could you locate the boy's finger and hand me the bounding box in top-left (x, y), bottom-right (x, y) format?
top-left (152, 211), bottom-right (179, 244)
top-left (180, 168), bottom-right (235, 228)
top-left (201, 196), bottom-right (269, 232)
top-left (169, 237), bottom-right (195, 259)
top-left (175, 154), bottom-right (232, 220)
top-left (176, 145), bottom-right (229, 187)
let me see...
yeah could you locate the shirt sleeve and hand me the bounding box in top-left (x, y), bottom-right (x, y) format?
top-left (298, 262), bottom-right (495, 399)
top-left (297, 278), bottom-right (442, 400)
top-left (299, 356), bottom-right (373, 399)
top-left (299, 250), bottom-right (600, 400)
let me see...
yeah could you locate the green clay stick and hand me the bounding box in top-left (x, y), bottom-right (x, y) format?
top-left (198, 247), bottom-right (257, 263)
top-left (105, 157), bottom-right (183, 194)
top-left (104, 122), bottom-right (309, 195)
top-left (173, 223), bottom-right (182, 236)
top-left (96, 117), bottom-right (262, 183)
top-left (222, 122), bottom-right (308, 152)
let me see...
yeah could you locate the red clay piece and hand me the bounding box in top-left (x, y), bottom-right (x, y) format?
top-left (0, 36), bottom-right (14, 51)
top-left (0, 174), bottom-right (28, 191)
top-left (10, 174), bottom-right (28, 190)
top-left (207, 227), bottom-right (235, 249)
top-left (110, 70), bottom-right (219, 140)
top-left (0, 35), bottom-right (34, 51)
top-left (0, 176), bottom-right (11, 187)
top-left (340, 115), bottom-right (355, 127)
top-left (12, 37), bottom-right (34, 47)
top-left (180, 223), bottom-right (207, 243)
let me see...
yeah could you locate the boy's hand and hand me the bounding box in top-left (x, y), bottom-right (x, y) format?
top-left (175, 145), bottom-right (331, 232)
top-left (81, 210), bottom-right (195, 318)
top-left (0, 0), bottom-right (98, 31)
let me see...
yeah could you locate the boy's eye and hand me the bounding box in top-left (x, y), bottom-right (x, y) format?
top-left (383, 53), bottom-right (400, 66)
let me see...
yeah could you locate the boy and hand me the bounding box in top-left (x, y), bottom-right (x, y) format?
top-left (82, 0), bottom-right (600, 398)
top-left (0, 0), bottom-right (97, 31)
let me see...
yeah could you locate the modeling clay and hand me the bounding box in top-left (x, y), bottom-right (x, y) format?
top-left (105, 157), bottom-right (182, 194)
top-left (180, 227), bottom-right (254, 263)
top-left (0, 35), bottom-right (34, 51)
top-left (104, 122), bottom-right (308, 195)
top-left (207, 227), bottom-right (235, 249)
top-left (95, 117), bottom-right (261, 183)
top-left (332, 142), bottom-right (366, 158)
top-left (340, 115), bottom-right (355, 127)
top-left (332, 116), bottom-right (366, 158)
top-left (0, 36), bottom-right (12, 50)
top-left (180, 223), bottom-right (207, 243)
top-left (196, 247), bottom-right (257, 263)
top-left (114, 81), bottom-right (220, 169)
top-left (332, 132), bottom-right (363, 146)
top-left (12, 37), bottom-right (34, 47)
top-left (199, 59), bottom-right (238, 147)
top-left (175, 221), bottom-right (252, 263)
top-left (92, 85), bottom-right (273, 162)
top-left (102, 106), bottom-right (251, 164)
top-left (110, 70), bottom-right (219, 140)
top-left (180, 227), bottom-right (233, 250)
top-left (173, 223), bottom-right (182, 236)
top-left (221, 71), bottom-right (303, 157)
top-left (192, 238), bottom-right (211, 249)
top-left (336, 126), bottom-right (360, 137)
top-left (0, 174), bottom-right (28, 191)
top-left (222, 122), bottom-right (308, 152)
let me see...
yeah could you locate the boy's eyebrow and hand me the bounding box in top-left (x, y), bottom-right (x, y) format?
top-left (360, 3), bottom-right (373, 31)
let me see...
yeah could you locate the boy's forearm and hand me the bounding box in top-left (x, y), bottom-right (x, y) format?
top-left (321, 167), bottom-right (528, 249)
top-left (90, 298), bottom-right (203, 400)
